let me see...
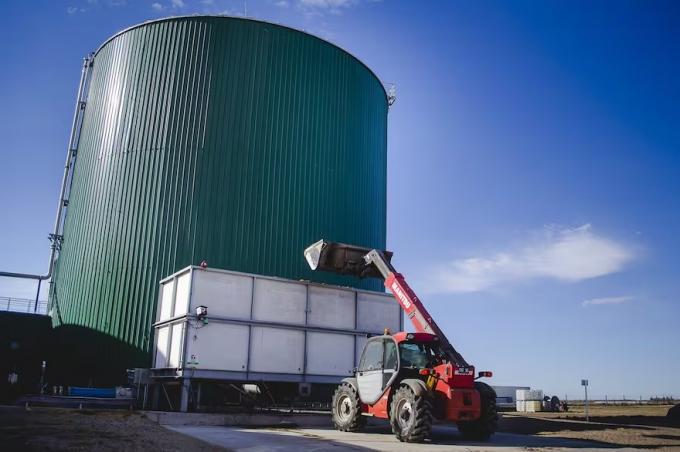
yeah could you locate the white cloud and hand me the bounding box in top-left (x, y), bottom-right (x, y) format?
top-left (431, 224), bottom-right (635, 293)
top-left (299, 0), bottom-right (356, 7)
top-left (582, 296), bottom-right (633, 307)
top-left (66, 0), bottom-right (125, 14)
top-left (151, 2), bottom-right (164, 10)
top-left (297, 0), bottom-right (359, 15)
top-left (171, 0), bottom-right (185, 8)
top-left (275, 0), bottom-right (290, 7)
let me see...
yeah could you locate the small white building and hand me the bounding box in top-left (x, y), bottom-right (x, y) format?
top-left (492, 385), bottom-right (530, 410)
top-left (516, 389), bottom-right (544, 412)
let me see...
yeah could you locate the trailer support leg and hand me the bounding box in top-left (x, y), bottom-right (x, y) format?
top-left (180, 378), bottom-right (191, 412)
top-left (196, 382), bottom-right (202, 411)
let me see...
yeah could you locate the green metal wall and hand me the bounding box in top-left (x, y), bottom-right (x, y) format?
top-left (51, 16), bottom-right (388, 372)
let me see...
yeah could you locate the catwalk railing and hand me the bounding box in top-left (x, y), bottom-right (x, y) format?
top-left (0, 296), bottom-right (48, 315)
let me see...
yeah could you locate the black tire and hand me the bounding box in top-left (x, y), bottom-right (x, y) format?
top-left (331, 383), bottom-right (366, 432)
top-left (457, 381), bottom-right (498, 441)
top-left (389, 385), bottom-right (433, 443)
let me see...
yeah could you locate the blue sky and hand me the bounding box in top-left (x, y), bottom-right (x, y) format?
top-left (1, 0), bottom-right (678, 399)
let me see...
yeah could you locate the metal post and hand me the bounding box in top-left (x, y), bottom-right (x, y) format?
top-left (143, 384), bottom-right (149, 410)
top-left (581, 379), bottom-right (589, 422)
top-left (180, 378), bottom-right (191, 412)
top-left (34, 279), bottom-right (41, 313)
top-left (196, 383), bottom-right (202, 411)
top-left (39, 361), bottom-right (46, 395)
top-left (151, 384), bottom-right (160, 410)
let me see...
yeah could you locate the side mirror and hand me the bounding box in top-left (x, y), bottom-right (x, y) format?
top-left (352, 367), bottom-right (358, 375)
top-left (476, 371), bottom-right (493, 379)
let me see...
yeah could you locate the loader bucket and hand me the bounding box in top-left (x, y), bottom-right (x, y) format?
top-left (303, 239), bottom-right (393, 279)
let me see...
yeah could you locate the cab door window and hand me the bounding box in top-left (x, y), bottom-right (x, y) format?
top-left (382, 339), bottom-right (398, 389)
top-left (384, 340), bottom-right (398, 370)
top-left (359, 340), bottom-right (383, 371)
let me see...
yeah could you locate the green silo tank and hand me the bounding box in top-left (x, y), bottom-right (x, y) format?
top-left (51, 16), bottom-right (388, 382)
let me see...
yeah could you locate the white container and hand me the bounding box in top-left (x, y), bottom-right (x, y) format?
top-left (516, 400), bottom-right (543, 412)
top-left (152, 266), bottom-right (403, 383)
top-left (516, 389), bottom-right (543, 401)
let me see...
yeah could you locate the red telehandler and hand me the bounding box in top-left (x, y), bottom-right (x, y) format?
top-left (304, 240), bottom-right (497, 443)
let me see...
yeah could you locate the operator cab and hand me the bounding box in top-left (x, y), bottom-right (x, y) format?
top-left (396, 333), bottom-right (445, 380)
top-left (400, 341), bottom-right (443, 368)
top-left (355, 333), bottom-right (445, 404)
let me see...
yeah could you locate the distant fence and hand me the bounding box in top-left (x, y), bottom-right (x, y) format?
top-left (0, 297), bottom-right (48, 315)
top-left (565, 398), bottom-right (678, 406)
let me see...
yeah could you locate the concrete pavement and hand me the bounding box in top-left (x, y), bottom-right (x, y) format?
top-left (167, 423), bottom-right (625, 451)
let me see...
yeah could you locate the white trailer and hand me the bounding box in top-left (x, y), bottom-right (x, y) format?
top-left (492, 385), bottom-right (530, 410)
top-left (152, 266), bottom-right (402, 411)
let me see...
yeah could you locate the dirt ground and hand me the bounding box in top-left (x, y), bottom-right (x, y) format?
top-left (2, 404), bottom-right (679, 450)
top-left (499, 404), bottom-right (680, 449)
top-left (0, 406), bottom-right (226, 451)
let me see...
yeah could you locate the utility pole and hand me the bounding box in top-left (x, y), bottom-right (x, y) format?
top-left (581, 379), bottom-right (589, 422)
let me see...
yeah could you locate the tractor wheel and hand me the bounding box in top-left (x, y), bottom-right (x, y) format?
top-left (389, 385), bottom-right (433, 442)
top-left (457, 381), bottom-right (498, 441)
top-left (331, 383), bottom-right (366, 432)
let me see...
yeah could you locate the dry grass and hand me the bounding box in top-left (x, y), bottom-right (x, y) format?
top-left (500, 404), bottom-right (680, 449)
top-left (541, 403), bottom-right (674, 419)
top-left (0, 406), bottom-right (226, 451)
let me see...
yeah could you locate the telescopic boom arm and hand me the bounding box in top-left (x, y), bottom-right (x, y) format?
top-left (304, 240), bottom-right (469, 367)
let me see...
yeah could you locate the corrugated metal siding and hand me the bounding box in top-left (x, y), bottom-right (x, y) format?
top-left (51, 16), bottom-right (388, 369)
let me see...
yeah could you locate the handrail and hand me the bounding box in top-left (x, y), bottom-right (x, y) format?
top-left (0, 296), bottom-right (49, 315)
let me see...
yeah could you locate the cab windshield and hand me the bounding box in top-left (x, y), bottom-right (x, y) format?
top-left (398, 341), bottom-right (443, 369)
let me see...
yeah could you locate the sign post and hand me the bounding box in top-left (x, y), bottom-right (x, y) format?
top-left (581, 379), bottom-right (589, 422)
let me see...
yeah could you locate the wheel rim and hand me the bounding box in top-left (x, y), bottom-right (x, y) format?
top-left (336, 394), bottom-right (353, 423)
top-left (397, 399), bottom-right (414, 431)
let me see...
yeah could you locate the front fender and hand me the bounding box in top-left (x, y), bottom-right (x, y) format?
top-left (398, 378), bottom-right (430, 397)
top-left (341, 377), bottom-right (358, 391)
